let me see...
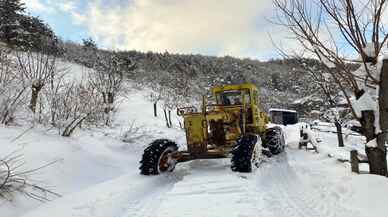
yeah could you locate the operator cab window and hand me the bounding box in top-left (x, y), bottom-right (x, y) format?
top-left (245, 93), bottom-right (251, 105)
top-left (219, 91), bottom-right (242, 105)
top-left (253, 90), bottom-right (259, 105)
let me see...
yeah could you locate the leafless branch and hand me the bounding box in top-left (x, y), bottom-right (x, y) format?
top-left (0, 152), bottom-right (61, 202)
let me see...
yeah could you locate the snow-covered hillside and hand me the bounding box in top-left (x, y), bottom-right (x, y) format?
top-left (1, 83), bottom-right (388, 217)
top-left (0, 86), bottom-right (185, 217)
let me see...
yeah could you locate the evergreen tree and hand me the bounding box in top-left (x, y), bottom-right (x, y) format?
top-left (0, 0), bottom-right (25, 44)
top-left (18, 15), bottom-right (60, 54)
top-left (82, 37), bottom-right (97, 50)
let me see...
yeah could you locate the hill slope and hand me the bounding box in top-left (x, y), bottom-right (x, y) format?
top-left (63, 43), bottom-right (330, 116)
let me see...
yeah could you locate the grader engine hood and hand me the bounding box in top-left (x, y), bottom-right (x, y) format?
top-left (181, 107), bottom-right (242, 154)
top-left (183, 114), bottom-right (208, 154)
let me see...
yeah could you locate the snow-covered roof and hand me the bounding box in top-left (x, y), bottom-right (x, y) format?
top-left (292, 95), bottom-right (323, 104)
top-left (269, 108), bottom-right (297, 113)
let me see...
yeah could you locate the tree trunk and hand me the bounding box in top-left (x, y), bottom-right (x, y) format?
top-left (29, 84), bottom-right (42, 113)
top-left (102, 92), bottom-right (108, 114)
top-left (334, 121), bottom-right (344, 147)
top-left (102, 92), bottom-right (111, 126)
top-left (164, 109), bottom-right (170, 128)
top-left (51, 106), bottom-right (57, 126)
top-left (350, 150), bottom-right (360, 173)
top-left (153, 102), bottom-right (157, 117)
top-left (361, 111), bottom-right (375, 141)
top-left (362, 110), bottom-right (387, 176)
top-left (107, 92), bottom-right (114, 108)
top-left (168, 110), bottom-right (172, 127)
top-left (4, 25), bottom-right (11, 44)
top-left (374, 59), bottom-right (388, 176)
top-left (38, 98), bottom-right (43, 123)
top-left (366, 143), bottom-right (387, 176)
top-left (379, 60), bottom-right (388, 136)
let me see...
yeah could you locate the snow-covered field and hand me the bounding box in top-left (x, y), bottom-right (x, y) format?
top-left (1, 86), bottom-right (388, 217)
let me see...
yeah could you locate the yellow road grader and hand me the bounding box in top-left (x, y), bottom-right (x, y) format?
top-left (140, 83), bottom-right (285, 175)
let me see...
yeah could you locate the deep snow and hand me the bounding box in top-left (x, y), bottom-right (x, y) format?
top-left (1, 85), bottom-right (388, 217)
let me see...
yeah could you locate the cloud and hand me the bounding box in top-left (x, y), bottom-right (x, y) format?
top-left (58, 1), bottom-right (77, 13)
top-left (71, 0), bottom-right (292, 59)
top-left (22, 0), bottom-right (84, 17)
top-left (22, 0), bottom-right (55, 13)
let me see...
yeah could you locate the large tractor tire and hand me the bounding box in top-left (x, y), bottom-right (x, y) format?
top-left (140, 139), bottom-right (178, 175)
top-left (263, 126), bottom-right (285, 155)
top-left (231, 134), bottom-right (261, 173)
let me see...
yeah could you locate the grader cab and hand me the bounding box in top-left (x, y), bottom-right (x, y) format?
top-left (140, 83), bottom-right (285, 175)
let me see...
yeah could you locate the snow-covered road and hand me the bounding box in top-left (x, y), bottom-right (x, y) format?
top-left (20, 146), bottom-right (370, 217)
top-left (120, 150), bottom-right (362, 217)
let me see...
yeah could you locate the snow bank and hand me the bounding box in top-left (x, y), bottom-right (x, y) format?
top-left (289, 148), bottom-right (388, 217)
top-left (348, 175), bottom-right (388, 217)
top-left (309, 123), bottom-right (366, 161)
top-left (20, 173), bottom-right (182, 217)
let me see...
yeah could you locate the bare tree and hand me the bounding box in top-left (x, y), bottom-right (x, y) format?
top-left (0, 48), bottom-right (26, 124)
top-left (273, 0), bottom-right (388, 175)
top-left (310, 68), bottom-right (345, 147)
top-left (149, 91), bottom-right (162, 117)
top-left (146, 69), bottom-right (179, 124)
top-left (43, 70), bottom-right (67, 127)
top-left (146, 71), bottom-right (167, 118)
top-left (0, 151), bottom-right (60, 202)
top-left (47, 78), bottom-right (103, 137)
top-left (89, 53), bottom-right (135, 126)
top-left (16, 49), bottom-right (56, 115)
top-left (290, 57), bottom-right (345, 147)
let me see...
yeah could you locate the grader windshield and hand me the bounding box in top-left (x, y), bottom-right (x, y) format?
top-left (211, 84), bottom-right (267, 134)
top-left (216, 90), bottom-right (250, 106)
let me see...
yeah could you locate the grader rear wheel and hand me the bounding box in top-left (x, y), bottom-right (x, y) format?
top-left (263, 127), bottom-right (285, 155)
top-left (139, 139), bottom-right (178, 175)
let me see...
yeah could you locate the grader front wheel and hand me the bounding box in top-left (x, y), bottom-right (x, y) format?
top-left (231, 134), bottom-right (259, 173)
top-left (139, 139), bottom-right (178, 175)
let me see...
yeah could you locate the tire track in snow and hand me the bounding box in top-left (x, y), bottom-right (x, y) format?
top-left (256, 150), bottom-right (362, 217)
top-left (258, 153), bottom-right (322, 217)
top-left (121, 149), bottom-right (362, 217)
top-left (135, 159), bottom-right (261, 217)
top-left (122, 182), bottom-right (172, 217)
top-left (121, 172), bottom-right (185, 217)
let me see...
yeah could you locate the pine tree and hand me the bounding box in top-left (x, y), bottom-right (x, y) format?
top-left (82, 37), bottom-right (97, 50)
top-left (18, 15), bottom-right (60, 54)
top-left (0, 0), bottom-right (25, 45)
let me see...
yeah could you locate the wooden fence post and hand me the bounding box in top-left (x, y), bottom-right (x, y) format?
top-left (351, 150), bottom-right (360, 173)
